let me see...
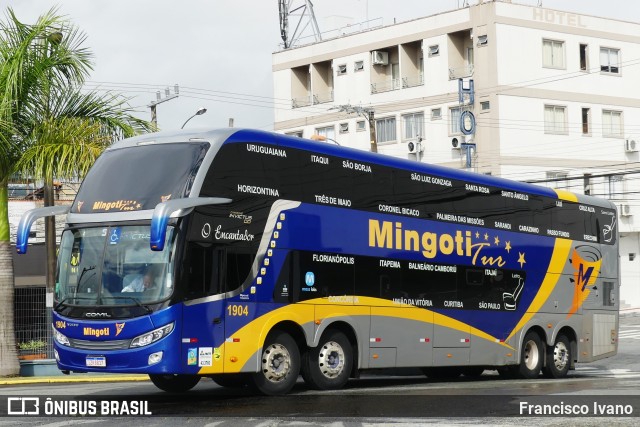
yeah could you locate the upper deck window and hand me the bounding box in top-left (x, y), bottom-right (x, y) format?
top-left (72, 142), bottom-right (209, 213)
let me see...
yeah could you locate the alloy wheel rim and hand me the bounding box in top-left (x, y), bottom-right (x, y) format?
top-left (261, 343), bottom-right (291, 383)
top-left (318, 341), bottom-right (345, 379)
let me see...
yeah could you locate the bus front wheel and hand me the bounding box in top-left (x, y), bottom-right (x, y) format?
top-left (542, 334), bottom-right (571, 378)
top-left (251, 331), bottom-right (300, 395)
top-left (149, 374), bottom-right (200, 392)
top-left (518, 331), bottom-right (544, 379)
top-left (302, 330), bottom-right (352, 390)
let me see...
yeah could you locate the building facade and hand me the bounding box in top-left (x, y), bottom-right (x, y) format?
top-left (272, 0), bottom-right (640, 308)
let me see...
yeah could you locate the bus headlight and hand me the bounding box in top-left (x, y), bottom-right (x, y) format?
top-left (130, 323), bottom-right (174, 348)
top-left (53, 327), bottom-right (70, 346)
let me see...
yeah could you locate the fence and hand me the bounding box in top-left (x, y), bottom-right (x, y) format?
top-left (15, 286), bottom-right (52, 361)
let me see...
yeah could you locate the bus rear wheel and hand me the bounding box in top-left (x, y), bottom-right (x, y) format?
top-left (542, 334), bottom-right (571, 378)
top-left (518, 331), bottom-right (544, 379)
top-left (251, 331), bottom-right (300, 395)
top-left (149, 374), bottom-right (200, 392)
top-left (302, 330), bottom-right (352, 390)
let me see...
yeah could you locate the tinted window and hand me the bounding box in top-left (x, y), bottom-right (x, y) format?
top-left (72, 142), bottom-right (209, 213)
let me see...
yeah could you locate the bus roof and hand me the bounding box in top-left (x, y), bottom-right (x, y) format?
top-left (109, 128), bottom-right (614, 211)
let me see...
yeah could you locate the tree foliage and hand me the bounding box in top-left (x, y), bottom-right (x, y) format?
top-left (0, 6), bottom-right (152, 375)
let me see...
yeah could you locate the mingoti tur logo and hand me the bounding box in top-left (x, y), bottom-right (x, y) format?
top-left (568, 245), bottom-right (602, 318)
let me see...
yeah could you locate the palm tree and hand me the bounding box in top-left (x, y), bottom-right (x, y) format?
top-left (0, 7), bottom-right (151, 375)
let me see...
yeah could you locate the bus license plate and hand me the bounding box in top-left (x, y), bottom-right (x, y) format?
top-left (86, 356), bottom-right (106, 367)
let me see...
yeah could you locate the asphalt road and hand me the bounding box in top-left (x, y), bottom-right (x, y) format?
top-left (0, 314), bottom-right (638, 425)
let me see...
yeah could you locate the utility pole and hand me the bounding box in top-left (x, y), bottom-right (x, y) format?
top-left (367, 110), bottom-right (377, 153)
top-left (333, 104), bottom-right (377, 153)
top-left (148, 84), bottom-right (179, 131)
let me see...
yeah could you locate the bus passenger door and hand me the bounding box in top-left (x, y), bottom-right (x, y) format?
top-left (181, 243), bottom-right (226, 374)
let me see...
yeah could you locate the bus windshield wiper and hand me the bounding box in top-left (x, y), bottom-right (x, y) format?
top-left (76, 265), bottom-right (96, 287)
top-left (102, 295), bottom-right (152, 314)
top-left (54, 296), bottom-right (95, 311)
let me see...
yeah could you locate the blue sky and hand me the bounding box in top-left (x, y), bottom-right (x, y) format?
top-left (3, 1), bottom-right (639, 132)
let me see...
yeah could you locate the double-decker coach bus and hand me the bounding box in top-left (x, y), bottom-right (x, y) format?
top-left (17, 128), bottom-right (619, 395)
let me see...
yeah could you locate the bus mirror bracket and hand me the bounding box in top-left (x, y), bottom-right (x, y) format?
top-left (16, 205), bottom-right (71, 254)
top-left (150, 197), bottom-right (232, 251)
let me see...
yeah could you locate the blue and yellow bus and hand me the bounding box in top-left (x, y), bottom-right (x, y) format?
top-left (17, 128), bottom-right (619, 395)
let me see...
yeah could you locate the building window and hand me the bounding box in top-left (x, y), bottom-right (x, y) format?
top-left (431, 108), bottom-right (442, 120)
top-left (337, 64), bottom-right (347, 75)
top-left (544, 105), bottom-right (567, 134)
top-left (450, 107), bottom-right (462, 134)
top-left (542, 39), bottom-right (565, 69)
top-left (339, 122), bottom-right (349, 133)
top-left (477, 35), bottom-right (488, 46)
top-left (580, 44), bottom-right (588, 71)
top-left (428, 45), bottom-right (439, 57)
top-left (600, 47), bottom-right (620, 73)
top-left (547, 171), bottom-right (568, 190)
top-left (602, 110), bottom-right (623, 137)
top-left (402, 112), bottom-right (424, 141)
top-left (480, 101), bottom-right (490, 112)
top-left (375, 117), bottom-right (397, 143)
top-left (607, 175), bottom-right (623, 199)
top-left (315, 125), bottom-right (335, 140)
top-left (354, 61), bottom-right (364, 72)
top-left (286, 130), bottom-right (303, 138)
top-left (581, 108), bottom-right (591, 135)
top-left (583, 173), bottom-right (592, 195)
top-left (356, 120), bottom-right (366, 131)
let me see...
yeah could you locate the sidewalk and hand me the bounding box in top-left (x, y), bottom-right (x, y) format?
top-left (0, 373), bottom-right (148, 385)
top-left (620, 307), bottom-right (640, 316)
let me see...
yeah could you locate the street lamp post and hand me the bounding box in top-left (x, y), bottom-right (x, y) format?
top-left (181, 107), bottom-right (207, 129)
top-left (310, 134), bottom-right (340, 145)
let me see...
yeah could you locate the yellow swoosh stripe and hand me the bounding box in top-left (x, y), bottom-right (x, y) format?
top-left (554, 189), bottom-right (579, 202)
top-left (506, 238), bottom-right (572, 342)
top-left (198, 296), bottom-right (513, 374)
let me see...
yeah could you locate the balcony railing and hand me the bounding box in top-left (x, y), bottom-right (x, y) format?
top-left (292, 95), bottom-right (312, 108)
top-left (313, 90), bottom-right (334, 105)
top-left (371, 78), bottom-right (401, 94)
top-left (449, 64), bottom-right (474, 80)
top-left (402, 73), bottom-right (424, 88)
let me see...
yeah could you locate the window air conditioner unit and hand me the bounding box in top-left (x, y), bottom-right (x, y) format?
top-left (407, 140), bottom-right (423, 153)
top-left (371, 51), bottom-right (389, 65)
top-left (620, 204), bottom-right (632, 216)
top-left (625, 137), bottom-right (638, 153)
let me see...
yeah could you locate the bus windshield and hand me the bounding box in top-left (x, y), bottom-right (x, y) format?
top-left (55, 225), bottom-right (176, 307)
top-left (71, 142), bottom-right (209, 213)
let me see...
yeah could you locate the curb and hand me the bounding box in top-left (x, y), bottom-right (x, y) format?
top-left (0, 375), bottom-right (149, 385)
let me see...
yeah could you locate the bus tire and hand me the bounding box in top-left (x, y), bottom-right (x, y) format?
top-left (302, 330), bottom-right (352, 390)
top-left (211, 373), bottom-right (250, 388)
top-left (149, 374), bottom-right (200, 392)
top-left (518, 331), bottom-right (544, 379)
top-left (251, 331), bottom-right (300, 395)
top-left (542, 334), bottom-right (571, 379)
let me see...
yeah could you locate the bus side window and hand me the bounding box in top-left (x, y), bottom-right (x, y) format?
top-left (185, 242), bottom-right (222, 299)
top-left (225, 249), bottom-right (254, 291)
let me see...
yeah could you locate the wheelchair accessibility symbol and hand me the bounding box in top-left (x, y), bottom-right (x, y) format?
top-left (109, 228), bottom-right (121, 245)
